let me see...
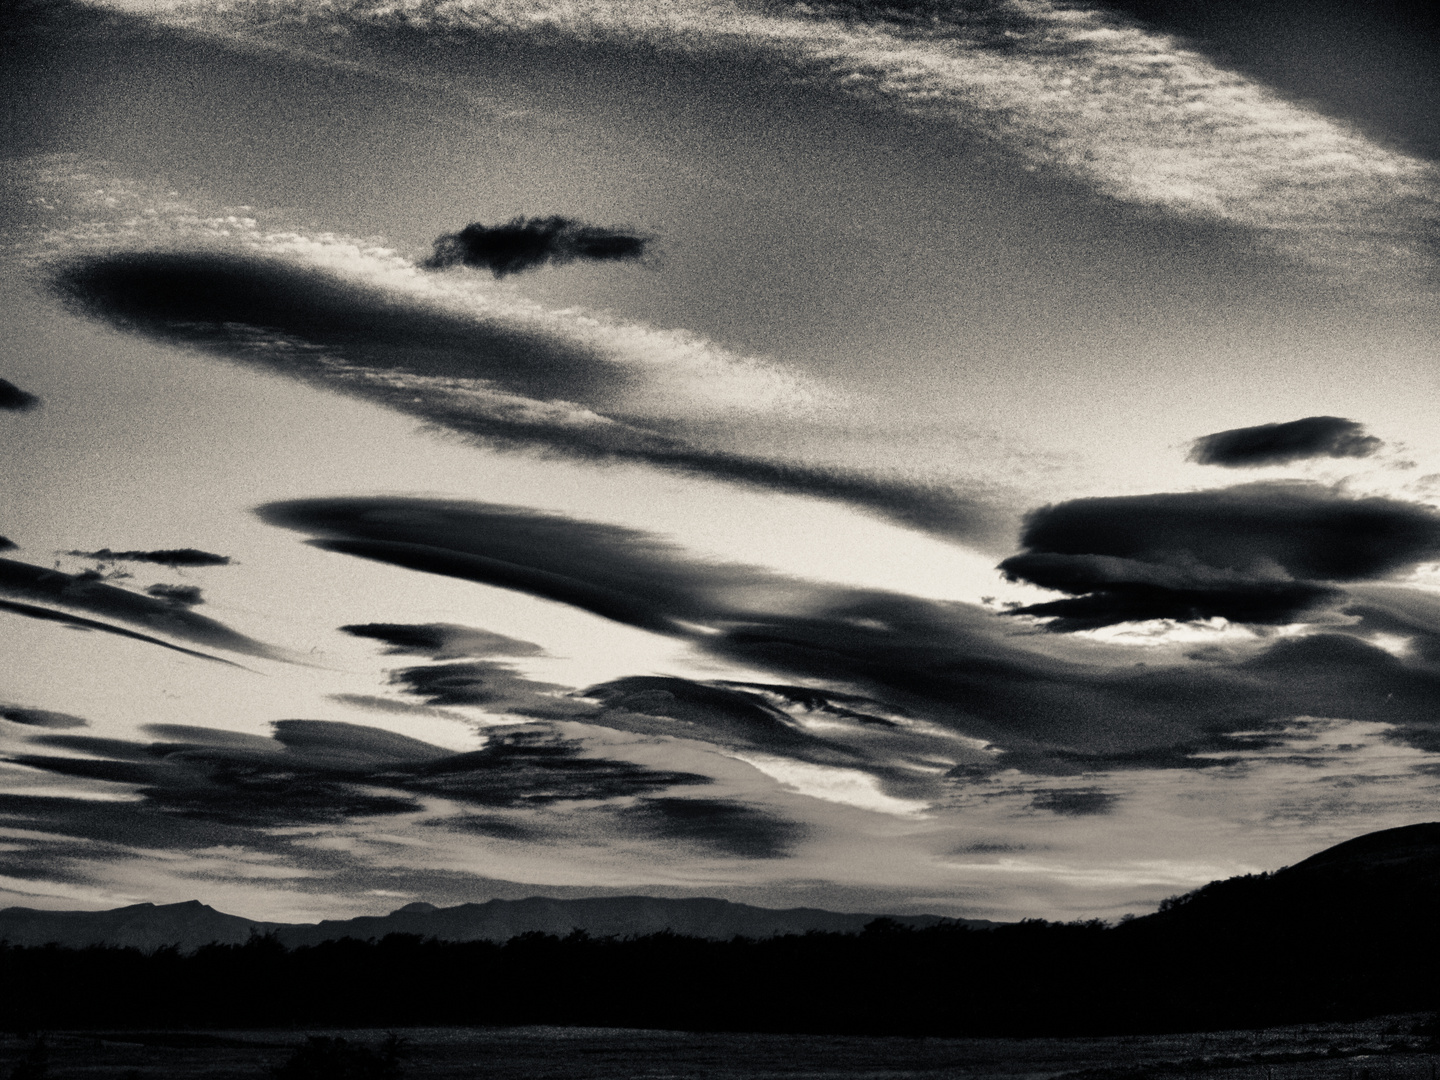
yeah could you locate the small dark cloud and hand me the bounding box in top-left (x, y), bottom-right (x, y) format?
top-left (146, 583), bottom-right (204, 607)
top-left (1188, 416), bottom-right (1382, 467)
top-left (0, 378), bottom-right (40, 412)
top-left (423, 216), bottom-right (648, 277)
top-left (0, 556), bottom-right (283, 660)
top-left (341, 622), bottom-right (544, 659)
top-left (1028, 788), bottom-right (1120, 816)
top-left (0, 705), bottom-right (88, 729)
top-left (69, 548), bottom-right (231, 567)
top-left (0, 537), bottom-right (17, 552)
top-left (619, 797), bottom-right (805, 859)
top-left (999, 482), bottom-right (1440, 630)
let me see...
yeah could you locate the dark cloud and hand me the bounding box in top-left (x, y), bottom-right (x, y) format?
top-left (0, 597), bottom-right (247, 667)
top-left (0, 556), bottom-right (283, 660)
top-left (341, 622), bottom-right (544, 659)
top-left (1188, 416), bottom-right (1382, 467)
top-left (259, 494), bottom-right (1440, 772)
top-left (260, 497), bottom-right (777, 636)
top-left (1028, 788), bottom-right (1120, 816)
top-left (423, 216), bottom-right (648, 277)
top-left (0, 378), bottom-right (41, 412)
top-left (69, 548), bottom-right (231, 567)
top-left (390, 661), bottom-right (582, 718)
top-left (0, 537), bottom-right (17, 552)
top-left (999, 482), bottom-right (1440, 630)
top-left (619, 797), bottom-right (804, 859)
top-left (53, 251), bottom-right (1001, 546)
top-left (4, 721), bottom-right (711, 836)
top-left (584, 676), bottom-right (852, 758)
top-left (0, 705), bottom-right (88, 729)
top-left (146, 583), bottom-right (204, 607)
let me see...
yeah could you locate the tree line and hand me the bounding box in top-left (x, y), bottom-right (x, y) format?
top-left (2, 898), bottom-right (1437, 1037)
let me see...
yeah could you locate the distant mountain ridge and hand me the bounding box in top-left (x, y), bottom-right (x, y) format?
top-left (0, 895), bottom-right (996, 952)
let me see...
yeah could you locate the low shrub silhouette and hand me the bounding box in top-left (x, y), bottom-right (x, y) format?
top-left (9, 1037), bottom-right (47, 1080)
top-left (269, 1035), bottom-right (407, 1080)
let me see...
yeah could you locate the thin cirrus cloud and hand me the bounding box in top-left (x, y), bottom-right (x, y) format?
top-left (1187, 416), bottom-right (1384, 468)
top-left (50, 245), bottom-right (1003, 547)
top-left (423, 217), bottom-right (649, 277)
top-left (259, 494), bottom-right (1440, 773)
top-left (998, 482), bottom-right (1440, 631)
top-left (126, 0), bottom-right (1440, 295)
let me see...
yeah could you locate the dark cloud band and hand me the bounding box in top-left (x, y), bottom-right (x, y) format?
top-left (51, 251), bottom-right (1002, 546)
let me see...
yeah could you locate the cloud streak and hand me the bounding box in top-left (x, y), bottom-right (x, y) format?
top-left (0, 556), bottom-right (287, 661)
top-left (424, 217), bottom-right (648, 277)
top-left (70, 548), bottom-right (232, 567)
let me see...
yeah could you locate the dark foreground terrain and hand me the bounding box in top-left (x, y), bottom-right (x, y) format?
top-left (2, 1017), bottom-right (1438, 1080)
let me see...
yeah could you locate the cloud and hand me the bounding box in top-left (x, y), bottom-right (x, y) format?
top-left (389, 660), bottom-right (583, 718)
top-left (146, 583), bottom-right (204, 607)
top-left (0, 705), bottom-right (88, 729)
top-left (112, 0), bottom-right (1440, 296)
top-left (1188, 417), bottom-right (1383, 468)
top-left (619, 797), bottom-right (804, 859)
top-left (1028, 788), bottom-right (1120, 817)
top-left (341, 622), bottom-right (544, 659)
top-left (0, 378), bottom-right (40, 412)
top-left (70, 548), bottom-right (232, 567)
top-left (423, 217), bottom-right (648, 277)
top-left (998, 482), bottom-right (1440, 630)
top-left (584, 676), bottom-right (854, 760)
top-left (0, 556), bottom-right (286, 661)
top-left (0, 597), bottom-right (249, 668)
top-left (52, 250), bottom-right (1002, 546)
top-left (6, 720), bottom-right (713, 831)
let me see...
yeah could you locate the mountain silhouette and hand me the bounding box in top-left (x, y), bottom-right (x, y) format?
top-left (0, 894), bottom-right (993, 952)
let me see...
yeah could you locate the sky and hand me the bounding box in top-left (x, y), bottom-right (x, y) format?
top-left (1, 0), bottom-right (1439, 925)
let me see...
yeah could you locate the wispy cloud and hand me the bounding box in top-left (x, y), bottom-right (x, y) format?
top-left (111, 0), bottom-right (1440, 296)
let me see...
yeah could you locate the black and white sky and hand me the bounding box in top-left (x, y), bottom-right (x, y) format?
top-left (1, 0), bottom-right (1438, 923)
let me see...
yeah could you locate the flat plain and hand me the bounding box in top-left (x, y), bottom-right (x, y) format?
top-left (3, 1016), bottom-right (1437, 1080)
